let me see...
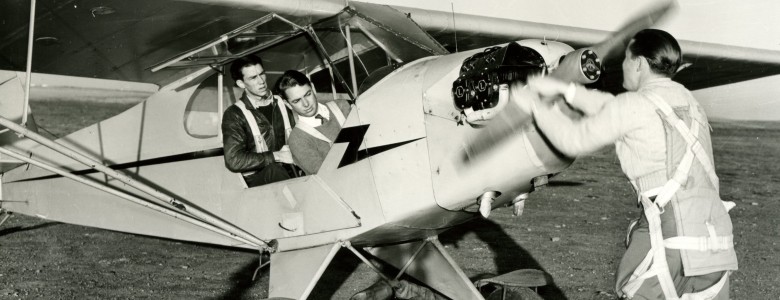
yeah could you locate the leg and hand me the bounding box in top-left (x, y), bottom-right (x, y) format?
top-left (616, 226), bottom-right (666, 300)
top-left (617, 209), bottom-right (729, 299)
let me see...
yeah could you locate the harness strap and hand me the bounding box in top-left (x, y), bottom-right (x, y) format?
top-left (275, 95), bottom-right (293, 141)
top-left (235, 101), bottom-right (269, 154)
top-left (664, 236), bottom-right (733, 252)
top-left (621, 93), bottom-right (732, 299)
top-left (326, 101), bottom-right (346, 125)
top-left (644, 93), bottom-right (719, 193)
top-left (655, 148), bottom-right (694, 208)
top-left (623, 250), bottom-right (655, 295)
top-left (624, 196), bottom-right (731, 300)
top-left (679, 271), bottom-right (730, 300)
top-left (688, 106), bottom-right (719, 192)
top-left (234, 101), bottom-right (269, 177)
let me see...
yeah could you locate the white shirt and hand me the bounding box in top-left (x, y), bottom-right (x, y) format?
top-left (297, 103), bottom-right (331, 127)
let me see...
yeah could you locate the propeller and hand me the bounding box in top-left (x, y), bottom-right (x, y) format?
top-left (459, 0), bottom-right (677, 165)
top-left (550, 0), bottom-right (677, 84)
top-left (591, 0), bottom-right (677, 63)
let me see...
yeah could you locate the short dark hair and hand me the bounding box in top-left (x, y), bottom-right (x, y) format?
top-left (628, 29), bottom-right (682, 77)
top-left (230, 55), bottom-right (265, 83)
top-left (275, 70), bottom-right (311, 100)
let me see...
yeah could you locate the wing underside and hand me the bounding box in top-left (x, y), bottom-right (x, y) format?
top-left (3, 0), bottom-right (780, 91)
top-left (386, 5), bottom-right (780, 93)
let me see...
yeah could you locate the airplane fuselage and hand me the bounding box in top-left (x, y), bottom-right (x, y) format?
top-left (1, 43), bottom-right (571, 253)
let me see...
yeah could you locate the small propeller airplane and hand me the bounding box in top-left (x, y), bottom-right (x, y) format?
top-left (2, 0), bottom-right (780, 299)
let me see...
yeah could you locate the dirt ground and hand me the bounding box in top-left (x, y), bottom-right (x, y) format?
top-left (1, 100), bottom-right (778, 299)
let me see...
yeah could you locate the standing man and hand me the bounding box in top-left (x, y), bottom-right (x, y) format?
top-left (275, 70), bottom-right (351, 175)
top-left (523, 29), bottom-right (737, 299)
top-left (221, 56), bottom-right (296, 187)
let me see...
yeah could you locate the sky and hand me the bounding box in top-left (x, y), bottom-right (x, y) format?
top-left (366, 0), bottom-right (780, 51)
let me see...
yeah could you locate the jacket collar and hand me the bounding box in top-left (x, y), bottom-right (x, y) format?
top-left (240, 92), bottom-right (274, 110)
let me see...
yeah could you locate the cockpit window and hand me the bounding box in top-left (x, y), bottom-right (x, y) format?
top-left (305, 3), bottom-right (448, 95)
top-left (165, 3), bottom-right (448, 115)
top-left (183, 71), bottom-right (236, 138)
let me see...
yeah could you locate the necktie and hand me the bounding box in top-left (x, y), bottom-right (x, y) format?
top-left (315, 114), bottom-right (326, 125)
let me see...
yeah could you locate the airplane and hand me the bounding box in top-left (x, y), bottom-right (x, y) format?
top-left (2, 0), bottom-right (780, 299)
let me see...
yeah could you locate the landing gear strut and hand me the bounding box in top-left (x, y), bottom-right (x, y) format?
top-left (0, 208), bottom-right (12, 227)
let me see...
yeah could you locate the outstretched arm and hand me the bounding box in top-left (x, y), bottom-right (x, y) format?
top-left (530, 91), bottom-right (638, 157)
top-left (526, 77), bottom-right (615, 116)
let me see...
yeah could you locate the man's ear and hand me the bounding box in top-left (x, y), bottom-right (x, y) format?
top-left (236, 80), bottom-right (246, 89)
top-left (636, 57), bottom-right (643, 72)
top-left (635, 56), bottom-right (654, 73)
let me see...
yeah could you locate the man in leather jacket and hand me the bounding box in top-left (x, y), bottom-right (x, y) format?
top-left (221, 55), bottom-right (296, 187)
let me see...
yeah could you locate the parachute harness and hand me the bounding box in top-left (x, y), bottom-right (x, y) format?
top-left (622, 92), bottom-right (734, 300)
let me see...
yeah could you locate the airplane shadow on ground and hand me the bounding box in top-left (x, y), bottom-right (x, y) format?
top-left (216, 251), bottom-right (361, 300)
top-left (440, 218), bottom-right (569, 300)
top-left (217, 256), bottom-right (265, 300)
top-left (215, 218), bottom-right (569, 300)
top-left (0, 222), bottom-right (60, 237)
top-left (545, 180), bottom-right (585, 187)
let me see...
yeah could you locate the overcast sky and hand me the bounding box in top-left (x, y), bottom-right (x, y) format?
top-left (367, 0), bottom-right (780, 51)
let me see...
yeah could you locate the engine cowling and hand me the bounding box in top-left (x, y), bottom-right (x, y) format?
top-left (451, 42), bottom-right (546, 112)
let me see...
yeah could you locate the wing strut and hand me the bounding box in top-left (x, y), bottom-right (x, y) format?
top-left (0, 146), bottom-right (257, 247)
top-left (21, 0), bottom-right (37, 128)
top-left (0, 117), bottom-right (274, 251)
top-left (345, 24), bottom-right (360, 98)
top-left (306, 25), bottom-right (356, 100)
top-left (1, 0), bottom-right (40, 136)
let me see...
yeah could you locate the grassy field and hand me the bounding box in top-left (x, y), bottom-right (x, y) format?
top-left (0, 100), bottom-right (778, 299)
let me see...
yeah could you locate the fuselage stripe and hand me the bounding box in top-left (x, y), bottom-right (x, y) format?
top-left (9, 148), bottom-right (225, 183)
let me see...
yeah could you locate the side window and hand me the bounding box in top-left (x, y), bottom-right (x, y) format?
top-left (183, 72), bottom-right (236, 138)
top-left (309, 47), bottom-right (389, 96)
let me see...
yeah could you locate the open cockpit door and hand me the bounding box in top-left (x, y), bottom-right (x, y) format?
top-left (307, 2), bottom-right (449, 96)
top-left (149, 1), bottom-right (450, 102)
top-left (149, 13), bottom-right (307, 74)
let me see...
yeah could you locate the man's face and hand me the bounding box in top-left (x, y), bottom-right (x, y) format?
top-left (283, 84), bottom-right (318, 118)
top-left (237, 64), bottom-right (269, 98)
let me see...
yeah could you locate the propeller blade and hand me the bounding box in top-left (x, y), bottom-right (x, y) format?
top-left (460, 1), bottom-right (677, 165)
top-left (591, 0), bottom-right (677, 61)
top-left (459, 84), bottom-right (534, 165)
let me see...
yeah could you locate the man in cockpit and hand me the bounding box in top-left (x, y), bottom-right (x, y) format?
top-left (275, 70), bottom-right (351, 175)
top-left (221, 55), bottom-right (296, 187)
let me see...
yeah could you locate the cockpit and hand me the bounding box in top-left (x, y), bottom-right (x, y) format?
top-left (149, 3), bottom-right (449, 186)
top-left (149, 2), bottom-right (449, 140)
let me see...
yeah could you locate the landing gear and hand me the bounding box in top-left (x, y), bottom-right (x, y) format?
top-left (348, 237), bottom-right (481, 299)
top-left (350, 236), bottom-right (551, 300)
top-left (0, 208), bottom-right (12, 227)
top-left (252, 249), bottom-right (271, 281)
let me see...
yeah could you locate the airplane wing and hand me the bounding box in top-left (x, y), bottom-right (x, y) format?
top-left (3, 0), bottom-right (780, 92)
top-left (384, 4), bottom-right (780, 94)
top-left (0, 0), bottom-right (335, 87)
top-left (3, 0), bottom-right (780, 124)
